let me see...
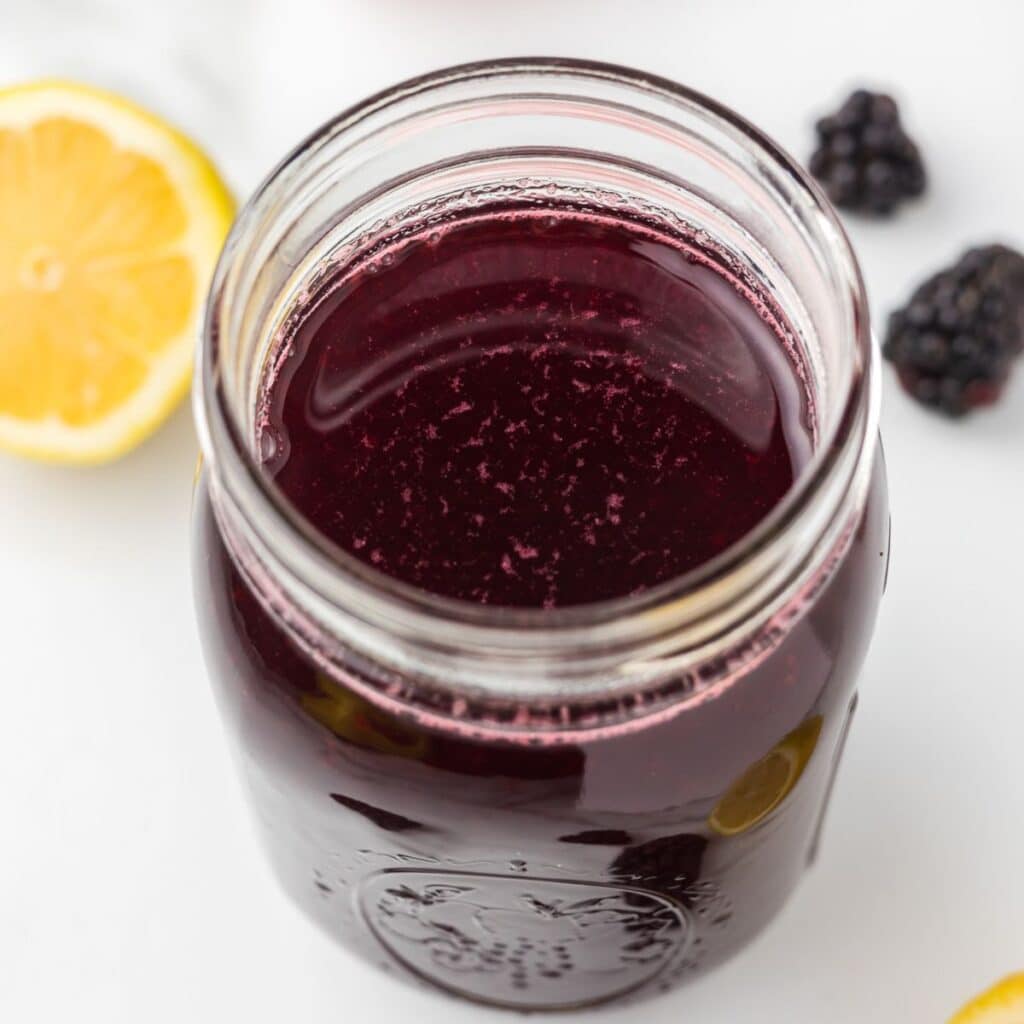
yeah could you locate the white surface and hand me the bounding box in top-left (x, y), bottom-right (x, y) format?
top-left (2, 2), bottom-right (1024, 1021)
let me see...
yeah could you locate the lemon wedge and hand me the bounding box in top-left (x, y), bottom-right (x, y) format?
top-left (950, 974), bottom-right (1024, 1023)
top-left (0, 80), bottom-right (233, 463)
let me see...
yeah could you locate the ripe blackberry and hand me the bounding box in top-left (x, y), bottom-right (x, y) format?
top-left (809, 90), bottom-right (925, 215)
top-left (883, 245), bottom-right (1024, 416)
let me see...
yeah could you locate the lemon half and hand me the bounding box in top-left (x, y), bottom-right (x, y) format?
top-left (950, 974), bottom-right (1024, 1024)
top-left (0, 80), bottom-right (233, 463)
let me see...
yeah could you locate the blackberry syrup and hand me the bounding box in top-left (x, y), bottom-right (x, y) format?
top-left (194, 202), bottom-right (888, 1009)
top-left (261, 206), bottom-right (812, 606)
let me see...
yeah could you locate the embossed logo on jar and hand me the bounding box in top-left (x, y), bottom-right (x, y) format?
top-left (359, 871), bottom-right (690, 1009)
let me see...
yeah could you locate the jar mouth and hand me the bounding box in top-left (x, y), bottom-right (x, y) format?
top-left (197, 57), bottom-right (874, 657)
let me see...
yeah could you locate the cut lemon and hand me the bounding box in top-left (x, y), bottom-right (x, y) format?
top-left (950, 974), bottom-right (1024, 1023)
top-left (0, 80), bottom-right (233, 463)
top-left (709, 716), bottom-right (823, 836)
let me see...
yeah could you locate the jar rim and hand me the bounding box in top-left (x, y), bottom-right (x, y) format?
top-left (196, 56), bottom-right (875, 661)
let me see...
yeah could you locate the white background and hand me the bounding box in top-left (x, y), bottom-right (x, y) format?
top-left (2, 1), bottom-right (1024, 1021)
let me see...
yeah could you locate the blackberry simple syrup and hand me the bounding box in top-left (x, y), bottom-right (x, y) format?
top-left (194, 205), bottom-right (887, 1009)
top-left (261, 206), bottom-right (811, 608)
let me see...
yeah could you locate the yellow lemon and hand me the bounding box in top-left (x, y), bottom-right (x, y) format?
top-left (709, 715), bottom-right (823, 836)
top-left (0, 80), bottom-right (233, 463)
top-left (949, 974), bottom-right (1024, 1023)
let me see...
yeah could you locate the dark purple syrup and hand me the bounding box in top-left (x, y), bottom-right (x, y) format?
top-left (194, 200), bottom-right (889, 1009)
top-left (261, 205), bottom-right (813, 607)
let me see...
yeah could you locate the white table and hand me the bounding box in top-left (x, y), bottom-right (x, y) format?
top-left (3, 2), bottom-right (1023, 1021)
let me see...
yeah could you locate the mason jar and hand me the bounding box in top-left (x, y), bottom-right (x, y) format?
top-left (192, 58), bottom-right (889, 1011)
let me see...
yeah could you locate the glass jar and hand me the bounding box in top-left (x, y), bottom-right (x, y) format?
top-left (192, 58), bottom-right (888, 1011)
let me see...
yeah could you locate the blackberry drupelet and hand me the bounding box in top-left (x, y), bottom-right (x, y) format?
top-left (883, 245), bottom-right (1024, 416)
top-left (809, 90), bottom-right (925, 215)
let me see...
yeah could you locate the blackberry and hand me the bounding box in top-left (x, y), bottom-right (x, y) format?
top-left (809, 90), bottom-right (925, 215)
top-left (883, 245), bottom-right (1024, 416)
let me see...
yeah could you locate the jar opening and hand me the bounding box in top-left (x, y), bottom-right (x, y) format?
top-left (196, 58), bottom-right (876, 713)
